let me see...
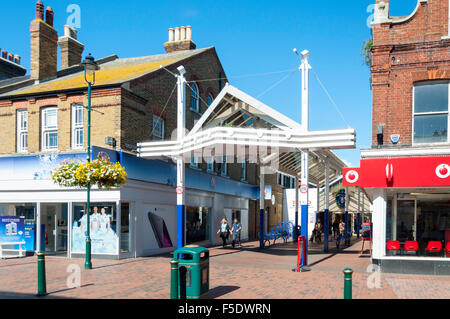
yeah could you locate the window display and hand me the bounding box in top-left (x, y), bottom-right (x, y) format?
top-left (186, 207), bottom-right (210, 244)
top-left (386, 193), bottom-right (450, 258)
top-left (72, 203), bottom-right (118, 255)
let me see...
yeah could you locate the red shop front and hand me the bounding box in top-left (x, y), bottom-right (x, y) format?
top-left (343, 154), bottom-right (450, 275)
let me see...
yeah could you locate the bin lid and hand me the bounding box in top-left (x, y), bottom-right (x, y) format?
top-left (174, 245), bottom-right (209, 255)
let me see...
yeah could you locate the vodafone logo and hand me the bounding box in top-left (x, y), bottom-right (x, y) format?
top-left (436, 164), bottom-right (450, 179)
top-left (345, 170), bottom-right (359, 184)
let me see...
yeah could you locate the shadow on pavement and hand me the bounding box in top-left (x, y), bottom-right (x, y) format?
top-left (0, 291), bottom-right (74, 299)
top-left (209, 285), bottom-right (240, 298)
top-left (49, 283), bottom-right (94, 295)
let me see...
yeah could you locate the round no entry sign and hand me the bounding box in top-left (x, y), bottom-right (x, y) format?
top-left (300, 184), bottom-right (308, 194)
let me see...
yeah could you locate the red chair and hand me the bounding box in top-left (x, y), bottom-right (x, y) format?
top-left (404, 241), bottom-right (419, 255)
top-left (425, 241), bottom-right (443, 256)
top-left (386, 240), bottom-right (400, 255)
top-left (445, 242), bottom-right (450, 258)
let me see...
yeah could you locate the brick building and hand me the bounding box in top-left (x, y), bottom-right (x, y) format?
top-left (0, 50), bottom-right (26, 80)
top-left (0, 1), bottom-right (264, 258)
top-left (343, 0), bottom-right (450, 275)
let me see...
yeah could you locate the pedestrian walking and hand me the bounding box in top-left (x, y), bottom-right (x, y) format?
top-left (231, 218), bottom-right (242, 248)
top-left (217, 218), bottom-right (231, 248)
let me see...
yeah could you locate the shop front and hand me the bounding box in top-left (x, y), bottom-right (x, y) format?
top-left (343, 152), bottom-right (450, 275)
top-left (0, 147), bottom-right (257, 259)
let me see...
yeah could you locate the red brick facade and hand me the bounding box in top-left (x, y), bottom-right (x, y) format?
top-left (371, 0), bottom-right (450, 146)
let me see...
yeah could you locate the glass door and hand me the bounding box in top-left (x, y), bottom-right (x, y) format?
top-left (120, 203), bottom-right (130, 253)
top-left (396, 200), bottom-right (416, 242)
top-left (41, 204), bottom-right (68, 254)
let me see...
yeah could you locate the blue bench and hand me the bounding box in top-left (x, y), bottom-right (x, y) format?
top-left (260, 222), bottom-right (294, 246)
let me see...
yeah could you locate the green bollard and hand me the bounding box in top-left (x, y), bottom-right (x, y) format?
top-left (170, 260), bottom-right (179, 299)
top-left (343, 268), bottom-right (353, 299)
top-left (37, 252), bottom-right (47, 297)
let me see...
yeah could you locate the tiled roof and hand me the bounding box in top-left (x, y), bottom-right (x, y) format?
top-left (0, 47), bottom-right (211, 98)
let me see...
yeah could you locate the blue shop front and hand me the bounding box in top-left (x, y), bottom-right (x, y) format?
top-left (0, 147), bottom-right (257, 259)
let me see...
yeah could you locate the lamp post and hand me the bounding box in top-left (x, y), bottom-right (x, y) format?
top-left (81, 53), bottom-right (100, 270)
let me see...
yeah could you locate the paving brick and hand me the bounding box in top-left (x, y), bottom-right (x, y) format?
top-left (0, 240), bottom-right (448, 299)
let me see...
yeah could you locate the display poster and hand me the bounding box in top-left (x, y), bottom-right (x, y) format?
top-left (71, 207), bottom-right (118, 254)
top-left (0, 216), bottom-right (25, 244)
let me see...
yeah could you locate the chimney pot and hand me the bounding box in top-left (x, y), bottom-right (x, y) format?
top-left (2, 51), bottom-right (7, 59)
top-left (174, 27), bottom-right (180, 41)
top-left (36, 1), bottom-right (44, 20)
top-left (64, 25), bottom-right (78, 39)
top-left (164, 25), bottom-right (196, 53)
top-left (30, 2), bottom-right (58, 81)
top-left (8, 53), bottom-right (13, 62)
top-left (14, 55), bottom-right (21, 65)
top-left (46, 7), bottom-right (54, 27)
top-left (180, 26), bottom-right (186, 41)
top-left (186, 26), bottom-right (192, 41)
top-left (168, 28), bottom-right (174, 42)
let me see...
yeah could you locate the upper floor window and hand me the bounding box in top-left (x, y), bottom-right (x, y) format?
top-left (72, 104), bottom-right (84, 149)
top-left (153, 116), bottom-right (164, 140)
top-left (277, 173), bottom-right (295, 188)
top-left (190, 156), bottom-right (199, 169)
top-left (413, 83), bottom-right (449, 144)
top-left (207, 94), bottom-right (214, 107)
top-left (17, 110), bottom-right (28, 153)
top-left (42, 106), bottom-right (58, 151)
top-left (206, 157), bottom-right (214, 173)
top-left (220, 156), bottom-right (228, 176)
top-left (241, 161), bottom-right (247, 181)
top-left (190, 83), bottom-right (200, 113)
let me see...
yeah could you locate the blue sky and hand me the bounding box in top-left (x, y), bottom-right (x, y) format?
top-left (1, 0), bottom-right (419, 166)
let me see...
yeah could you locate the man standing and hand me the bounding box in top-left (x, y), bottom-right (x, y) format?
top-left (231, 218), bottom-right (243, 249)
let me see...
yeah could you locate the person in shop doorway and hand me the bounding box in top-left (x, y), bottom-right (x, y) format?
top-left (333, 218), bottom-right (340, 239)
top-left (217, 218), bottom-right (231, 248)
top-left (231, 218), bottom-right (243, 249)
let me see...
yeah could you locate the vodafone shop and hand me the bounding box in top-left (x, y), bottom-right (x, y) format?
top-left (344, 150), bottom-right (450, 275)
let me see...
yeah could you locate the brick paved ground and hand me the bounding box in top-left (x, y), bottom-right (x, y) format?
top-left (0, 239), bottom-right (448, 299)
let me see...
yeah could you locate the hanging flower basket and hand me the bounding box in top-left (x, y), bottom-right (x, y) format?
top-left (52, 159), bottom-right (127, 189)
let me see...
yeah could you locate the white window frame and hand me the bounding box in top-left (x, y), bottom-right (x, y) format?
top-left (41, 106), bottom-right (58, 151)
top-left (412, 82), bottom-right (450, 145)
top-left (221, 156), bottom-right (228, 177)
top-left (190, 82), bottom-right (200, 113)
top-left (17, 110), bottom-right (28, 153)
top-left (71, 104), bottom-right (84, 149)
top-left (152, 115), bottom-right (165, 140)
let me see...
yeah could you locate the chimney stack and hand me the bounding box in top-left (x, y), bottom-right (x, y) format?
top-left (164, 25), bottom-right (196, 53)
top-left (30, 1), bottom-right (58, 82)
top-left (58, 25), bottom-right (84, 69)
top-left (373, 0), bottom-right (390, 24)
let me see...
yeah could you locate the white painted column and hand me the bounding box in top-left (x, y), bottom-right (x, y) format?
top-left (259, 167), bottom-right (265, 249)
top-left (324, 157), bottom-right (330, 252)
top-left (372, 188), bottom-right (387, 260)
top-left (176, 66), bottom-right (187, 249)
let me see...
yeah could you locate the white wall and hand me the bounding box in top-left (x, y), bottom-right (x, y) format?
top-left (283, 188), bottom-right (318, 238)
top-left (371, 188), bottom-right (386, 260)
top-left (122, 180), bottom-right (250, 255)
